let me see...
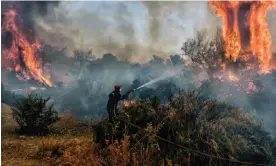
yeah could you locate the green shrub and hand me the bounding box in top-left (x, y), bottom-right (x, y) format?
top-left (12, 93), bottom-right (58, 135)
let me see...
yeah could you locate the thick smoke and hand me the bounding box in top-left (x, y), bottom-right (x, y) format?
top-left (267, 8), bottom-right (276, 53)
top-left (142, 1), bottom-right (163, 47)
top-left (1, 1), bottom-right (59, 40)
top-left (1, 1), bottom-right (276, 136)
top-left (32, 1), bottom-right (219, 62)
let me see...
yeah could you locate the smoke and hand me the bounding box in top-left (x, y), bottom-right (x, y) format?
top-left (1, 1), bottom-right (60, 38)
top-left (30, 1), bottom-right (220, 62)
top-left (142, 1), bottom-right (163, 47)
top-left (136, 67), bottom-right (184, 90)
top-left (199, 69), bottom-right (276, 136)
top-left (2, 1), bottom-right (274, 62)
top-left (267, 8), bottom-right (276, 53)
top-left (2, 1), bottom-right (276, 135)
top-left (56, 53), bottom-right (198, 116)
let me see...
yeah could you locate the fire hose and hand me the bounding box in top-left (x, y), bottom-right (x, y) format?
top-left (122, 88), bottom-right (136, 99)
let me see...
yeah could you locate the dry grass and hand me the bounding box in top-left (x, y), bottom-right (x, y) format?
top-left (1, 104), bottom-right (96, 166)
top-left (49, 112), bottom-right (92, 136)
top-left (2, 132), bottom-right (165, 166)
top-left (1, 103), bottom-right (18, 138)
top-left (2, 135), bottom-right (98, 166)
top-left (36, 135), bottom-right (101, 166)
top-left (2, 136), bottom-right (50, 166)
top-left (2, 94), bottom-right (275, 166)
top-left (1, 103), bottom-right (146, 166)
top-left (2, 134), bottom-right (154, 166)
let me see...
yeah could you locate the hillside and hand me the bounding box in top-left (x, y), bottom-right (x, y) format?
top-left (1, 103), bottom-right (93, 166)
top-left (1, 91), bottom-right (276, 166)
top-left (1, 103), bottom-right (17, 138)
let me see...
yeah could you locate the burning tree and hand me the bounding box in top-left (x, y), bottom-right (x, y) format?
top-left (181, 28), bottom-right (225, 77)
top-left (182, 1), bottom-right (276, 97)
top-left (209, 1), bottom-right (276, 73)
top-left (1, 4), bottom-right (53, 87)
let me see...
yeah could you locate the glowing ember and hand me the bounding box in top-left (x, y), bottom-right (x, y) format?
top-left (29, 86), bottom-right (38, 91)
top-left (1, 9), bottom-right (53, 87)
top-left (246, 81), bottom-right (258, 94)
top-left (209, 1), bottom-right (276, 73)
top-left (227, 71), bottom-right (239, 82)
top-left (123, 100), bottom-right (136, 107)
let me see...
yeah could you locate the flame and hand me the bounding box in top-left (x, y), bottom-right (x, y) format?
top-left (227, 71), bottom-right (239, 82)
top-left (249, 1), bottom-right (276, 73)
top-left (123, 100), bottom-right (136, 107)
top-left (219, 63), bottom-right (239, 82)
top-left (209, 1), bottom-right (242, 61)
top-left (209, 1), bottom-right (276, 73)
top-left (1, 9), bottom-right (53, 87)
top-left (214, 70), bottom-right (261, 94)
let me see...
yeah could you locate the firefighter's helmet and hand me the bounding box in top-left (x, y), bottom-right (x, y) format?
top-left (114, 84), bottom-right (121, 90)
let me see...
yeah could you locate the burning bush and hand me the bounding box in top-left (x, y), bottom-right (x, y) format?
top-left (12, 93), bottom-right (58, 135)
top-left (93, 91), bottom-right (276, 165)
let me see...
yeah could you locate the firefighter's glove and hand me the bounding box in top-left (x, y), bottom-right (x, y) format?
top-left (123, 92), bottom-right (130, 99)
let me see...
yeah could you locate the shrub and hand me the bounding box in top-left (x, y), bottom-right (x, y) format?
top-left (93, 91), bottom-right (276, 165)
top-left (49, 112), bottom-right (91, 136)
top-left (12, 93), bottom-right (58, 135)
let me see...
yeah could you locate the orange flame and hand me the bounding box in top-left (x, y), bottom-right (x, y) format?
top-left (209, 1), bottom-right (276, 73)
top-left (123, 100), bottom-right (136, 107)
top-left (249, 1), bottom-right (276, 73)
top-left (228, 71), bottom-right (239, 82)
top-left (1, 9), bottom-right (53, 87)
top-left (209, 1), bottom-right (242, 61)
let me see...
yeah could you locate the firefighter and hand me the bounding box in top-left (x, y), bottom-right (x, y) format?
top-left (107, 85), bottom-right (132, 122)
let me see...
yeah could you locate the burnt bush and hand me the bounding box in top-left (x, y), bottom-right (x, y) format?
top-left (93, 91), bottom-right (276, 165)
top-left (12, 93), bottom-right (58, 135)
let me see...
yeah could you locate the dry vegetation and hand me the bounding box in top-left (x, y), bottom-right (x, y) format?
top-left (1, 104), bottom-right (164, 166)
top-left (94, 91), bottom-right (276, 165)
top-left (1, 103), bottom-right (17, 137)
top-left (1, 92), bottom-right (276, 166)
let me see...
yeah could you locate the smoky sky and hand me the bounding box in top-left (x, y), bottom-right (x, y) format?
top-left (31, 1), bottom-right (221, 62)
top-left (1, 1), bottom-right (61, 52)
top-left (2, 1), bottom-right (276, 61)
top-left (1, 1), bottom-right (59, 35)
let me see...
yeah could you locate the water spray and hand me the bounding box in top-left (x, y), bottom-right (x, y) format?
top-left (131, 68), bottom-right (183, 91)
